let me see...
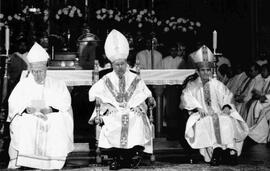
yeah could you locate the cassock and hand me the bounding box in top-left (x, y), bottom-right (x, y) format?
top-left (181, 78), bottom-right (249, 162)
top-left (88, 70), bottom-right (153, 153)
top-left (247, 76), bottom-right (270, 143)
top-left (7, 75), bottom-right (74, 169)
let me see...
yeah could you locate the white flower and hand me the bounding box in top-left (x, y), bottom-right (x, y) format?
top-left (188, 26), bottom-right (193, 30)
top-left (78, 12), bottom-right (82, 17)
top-left (132, 9), bottom-right (137, 13)
top-left (169, 22), bottom-right (173, 27)
top-left (151, 10), bottom-right (155, 15)
top-left (177, 18), bottom-right (182, 23)
top-left (0, 13), bottom-right (4, 19)
top-left (44, 10), bottom-right (49, 15)
top-left (101, 8), bottom-right (106, 13)
top-left (170, 16), bottom-right (175, 20)
top-left (57, 10), bottom-right (62, 15)
top-left (8, 16), bottom-right (12, 21)
top-left (157, 21), bottom-right (162, 26)
top-left (182, 27), bottom-right (187, 32)
top-left (72, 6), bottom-right (76, 11)
top-left (128, 19), bottom-right (132, 23)
top-left (164, 27), bottom-right (169, 32)
top-left (138, 23), bottom-right (142, 28)
top-left (56, 14), bottom-right (60, 20)
top-left (109, 10), bottom-right (113, 15)
top-left (190, 21), bottom-right (194, 26)
top-left (196, 22), bottom-right (201, 27)
top-left (165, 20), bottom-right (169, 24)
top-left (96, 10), bottom-right (101, 14)
top-left (69, 13), bottom-right (74, 18)
top-left (63, 8), bottom-right (68, 15)
top-left (97, 15), bottom-right (101, 19)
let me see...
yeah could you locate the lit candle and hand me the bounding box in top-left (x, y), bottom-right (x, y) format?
top-left (5, 26), bottom-right (10, 55)
top-left (213, 30), bottom-right (217, 53)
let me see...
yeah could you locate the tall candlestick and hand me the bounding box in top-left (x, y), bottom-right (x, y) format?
top-left (213, 30), bottom-right (217, 53)
top-left (127, 0), bottom-right (130, 9)
top-left (5, 26), bottom-right (10, 55)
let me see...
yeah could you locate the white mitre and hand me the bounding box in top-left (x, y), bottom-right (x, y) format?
top-left (104, 29), bottom-right (129, 63)
top-left (191, 45), bottom-right (214, 68)
top-left (27, 42), bottom-right (49, 69)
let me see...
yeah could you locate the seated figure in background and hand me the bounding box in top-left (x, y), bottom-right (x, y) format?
top-left (246, 64), bottom-right (270, 143)
top-left (88, 30), bottom-right (156, 170)
top-left (7, 43), bottom-right (74, 170)
top-left (180, 45), bottom-right (249, 166)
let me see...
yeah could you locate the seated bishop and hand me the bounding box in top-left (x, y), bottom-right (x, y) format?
top-left (88, 29), bottom-right (155, 170)
top-left (7, 42), bottom-right (74, 170)
top-left (180, 45), bottom-right (249, 166)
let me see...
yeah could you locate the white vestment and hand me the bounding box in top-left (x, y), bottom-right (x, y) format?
top-left (136, 49), bottom-right (162, 69)
top-left (161, 56), bottom-right (183, 69)
top-left (7, 75), bottom-right (74, 169)
top-left (181, 78), bottom-right (248, 162)
top-left (89, 70), bottom-right (153, 153)
top-left (246, 76), bottom-right (270, 143)
top-left (235, 74), bottom-right (263, 120)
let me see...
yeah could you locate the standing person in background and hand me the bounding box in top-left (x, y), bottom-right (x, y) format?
top-left (181, 45), bottom-right (248, 166)
top-left (162, 43), bottom-right (187, 140)
top-left (7, 42), bottom-right (74, 170)
top-left (8, 37), bottom-right (29, 91)
top-left (135, 38), bottom-right (162, 70)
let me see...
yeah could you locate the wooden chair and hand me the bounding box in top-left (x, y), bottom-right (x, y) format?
top-left (92, 60), bottom-right (156, 164)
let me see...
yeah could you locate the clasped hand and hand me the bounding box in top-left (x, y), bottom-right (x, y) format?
top-left (94, 116), bottom-right (103, 125)
top-left (147, 97), bottom-right (156, 108)
top-left (26, 107), bottom-right (52, 115)
top-left (197, 107), bottom-right (231, 118)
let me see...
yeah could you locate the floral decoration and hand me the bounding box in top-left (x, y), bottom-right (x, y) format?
top-left (95, 8), bottom-right (123, 22)
top-left (55, 5), bottom-right (83, 21)
top-left (123, 9), bottom-right (162, 30)
top-left (162, 16), bottom-right (201, 34)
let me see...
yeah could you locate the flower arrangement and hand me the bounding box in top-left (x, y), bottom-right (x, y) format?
top-left (123, 9), bottom-right (162, 30)
top-left (95, 8), bottom-right (123, 22)
top-left (162, 16), bottom-right (201, 34)
top-left (55, 5), bottom-right (83, 21)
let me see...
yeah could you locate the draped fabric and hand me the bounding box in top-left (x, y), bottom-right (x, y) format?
top-left (181, 78), bottom-right (248, 162)
top-left (7, 75), bottom-right (74, 169)
top-left (235, 74), bottom-right (263, 120)
top-left (88, 70), bottom-right (153, 153)
top-left (246, 76), bottom-right (270, 143)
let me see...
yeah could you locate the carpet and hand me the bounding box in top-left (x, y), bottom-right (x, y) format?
top-left (63, 163), bottom-right (270, 171)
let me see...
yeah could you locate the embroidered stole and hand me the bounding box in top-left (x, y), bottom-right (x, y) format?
top-left (203, 82), bottom-right (222, 145)
top-left (104, 75), bottom-right (141, 147)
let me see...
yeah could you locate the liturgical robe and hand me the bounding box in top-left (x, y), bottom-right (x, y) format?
top-left (181, 78), bottom-right (249, 162)
top-left (7, 75), bottom-right (74, 169)
top-left (88, 70), bottom-right (153, 153)
top-left (247, 76), bottom-right (270, 143)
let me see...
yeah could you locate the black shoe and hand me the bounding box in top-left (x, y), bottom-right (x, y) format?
top-left (228, 149), bottom-right (238, 166)
top-left (109, 159), bottom-right (121, 170)
top-left (210, 147), bottom-right (222, 166)
top-left (130, 151), bottom-right (143, 169)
